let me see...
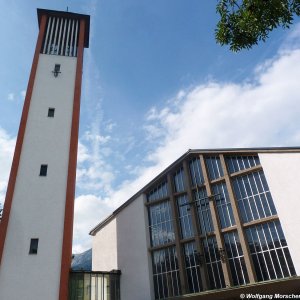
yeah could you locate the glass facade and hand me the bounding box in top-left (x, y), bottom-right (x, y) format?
top-left (183, 242), bottom-right (203, 293)
top-left (149, 201), bottom-right (175, 247)
top-left (174, 167), bottom-right (185, 193)
top-left (212, 182), bottom-right (235, 228)
top-left (205, 156), bottom-right (223, 180)
top-left (189, 157), bottom-right (204, 186)
top-left (193, 188), bottom-right (214, 234)
top-left (226, 155), bottom-right (260, 174)
top-left (202, 237), bottom-right (225, 289)
top-left (152, 247), bottom-right (181, 299)
top-left (223, 231), bottom-right (249, 286)
top-left (177, 195), bottom-right (194, 239)
top-left (146, 152), bottom-right (296, 299)
top-left (147, 181), bottom-right (168, 202)
top-left (245, 221), bottom-right (296, 281)
top-left (233, 171), bottom-right (277, 223)
top-left (69, 271), bottom-right (121, 300)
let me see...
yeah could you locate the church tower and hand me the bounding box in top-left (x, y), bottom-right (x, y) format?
top-left (0, 9), bottom-right (90, 300)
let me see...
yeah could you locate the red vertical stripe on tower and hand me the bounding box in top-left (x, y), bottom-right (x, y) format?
top-left (58, 18), bottom-right (86, 300)
top-left (0, 14), bottom-right (47, 265)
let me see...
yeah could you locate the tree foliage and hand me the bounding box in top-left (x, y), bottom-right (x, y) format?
top-left (215, 0), bottom-right (300, 51)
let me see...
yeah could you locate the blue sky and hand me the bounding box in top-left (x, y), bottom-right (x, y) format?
top-left (1, 0), bottom-right (300, 252)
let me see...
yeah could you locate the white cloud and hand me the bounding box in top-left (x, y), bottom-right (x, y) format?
top-left (6, 90), bottom-right (26, 102)
top-left (7, 93), bottom-right (14, 101)
top-left (105, 121), bottom-right (117, 132)
top-left (84, 131), bottom-right (111, 144)
top-left (72, 30), bottom-right (300, 253)
top-left (20, 90), bottom-right (26, 98)
top-left (0, 128), bottom-right (16, 205)
top-left (73, 194), bottom-right (113, 253)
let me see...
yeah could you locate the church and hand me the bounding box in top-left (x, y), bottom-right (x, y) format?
top-left (0, 7), bottom-right (299, 300)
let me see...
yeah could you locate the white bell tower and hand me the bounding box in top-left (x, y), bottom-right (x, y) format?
top-left (0, 9), bottom-right (90, 300)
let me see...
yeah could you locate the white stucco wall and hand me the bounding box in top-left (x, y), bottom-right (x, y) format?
top-left (92, 194), bottom-right (154, 300)
top-left (0, 54), bottom-right (77, 300)
top-left (92, 218), bottom-right (118, 271)
top-left (116, 194), bottom-right (154, 300)
top-left (259, 152), bottom-right (300, 275)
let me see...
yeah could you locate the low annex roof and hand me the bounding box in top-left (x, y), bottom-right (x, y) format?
top-left (89, 146), bottom-right (300, 235)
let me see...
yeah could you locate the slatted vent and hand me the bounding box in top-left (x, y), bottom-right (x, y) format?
top-left (41, 16), bottom-right (80, 57)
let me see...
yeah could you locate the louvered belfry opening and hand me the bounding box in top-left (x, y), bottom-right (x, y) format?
top-left (41, 16), bottom-right (80, 57)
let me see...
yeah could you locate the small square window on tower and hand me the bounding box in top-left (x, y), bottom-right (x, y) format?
top-left (54, 64), bottom-right (60, 72)
top-left (48, 108), bottom-right (55, 117)
top-left (29, 238), bottom-right (39, 254)
top-left (39, 164), bottom-right (48, 176)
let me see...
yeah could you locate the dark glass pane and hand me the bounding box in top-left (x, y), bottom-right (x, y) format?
top-left (39, 164), bottom-right (48, 176)
top-left (269, 222), bottom-right (280, 248)
top-left (277, 248), bottom-right (290, 277)
top-left (174, 168), bottom-right (185, 193)
top-left (241, 257), bottom-right (250, 284)
top-left (243, 198), bottom-right (253, 222)
top-left (244, 178), bottom-right (252, 196)
top-left (212, 263), bottom-right (222, 288)
top-left (206, 156), bottom-right (223, 180)
top-left (213, 183), bottom-right (235, 228)
top-left (266, 192), bottom-right (277, 215)
top-left (260, 193), bottom-right (271, 217)
top-left (246, 229), bottom-right (255, 252)
top-left (237, 156), bottom-right (243, 171)
top-left (232, 157), bottom-right (239, 173)
top-left (249, 196), bottom-right (259, 220)
top-left (263, 223), bottom-right (274, 250)
top-left (252, 227), bottom-right (262, 252)
top-left (260, 172), bottom-right (270, 191)
top-left (254, 172), bottom-right (263, 193)
top-left (274, 222), bottom-right (286, 247)
top-left (249, 173), bottom-right (258, 194)
top-left (189, 158), bottom-right (204, 186)
top-left (257, 226), bottom-right (267, 251)
top-left (252, 254), bottom-right (263, 281)
top-left (264, 251), bottom-right (276, 279)
top-left (255, 156), bottom-right (260, 165)
top-left (233, 180), bottom-right (242, 200)
top-left (154, 275), bottom-right (159, 299)
top-left (257, 252), bottom-right (269, 280)
top-left (227, 158), bottom-right (234, 174)
top-left (48, 108), bottom-right (55, 117)
top-left (270, 250), bottom-right (283, 279)
top-left (254, 195), bottom-right (264, 219)
top-left (243, 157), bottom-right (250, 169)
top-left (147, 181), bottom-right (168, 202)
top-left (283, 248), bottom-right (296, 276)
top-left (29, 238), bottom-right (39, 254)
top-left (229, 260), bottom-right (238, 285)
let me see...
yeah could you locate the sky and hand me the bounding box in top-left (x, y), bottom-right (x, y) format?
top-left (1, 0), bottom-right (300, 253)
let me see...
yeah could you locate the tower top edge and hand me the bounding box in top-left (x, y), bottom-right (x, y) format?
top-left (37, 8), bottom-right (90, 48)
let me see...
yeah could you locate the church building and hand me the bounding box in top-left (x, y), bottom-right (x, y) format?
top-left (90, 148), bottom-right (300, 300)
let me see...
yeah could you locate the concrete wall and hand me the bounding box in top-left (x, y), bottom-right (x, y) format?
top-left (92, 194), bottom-right (154, 300)
top-left (0, 54), bottom-right (76, 300)
top-left (259, 153), bottom-right (300, 275)
top-left (92, 218), bottom-right (118, 271)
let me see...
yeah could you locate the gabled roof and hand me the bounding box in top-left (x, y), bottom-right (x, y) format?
top-left (89, 146), bottom-right (300, 235)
